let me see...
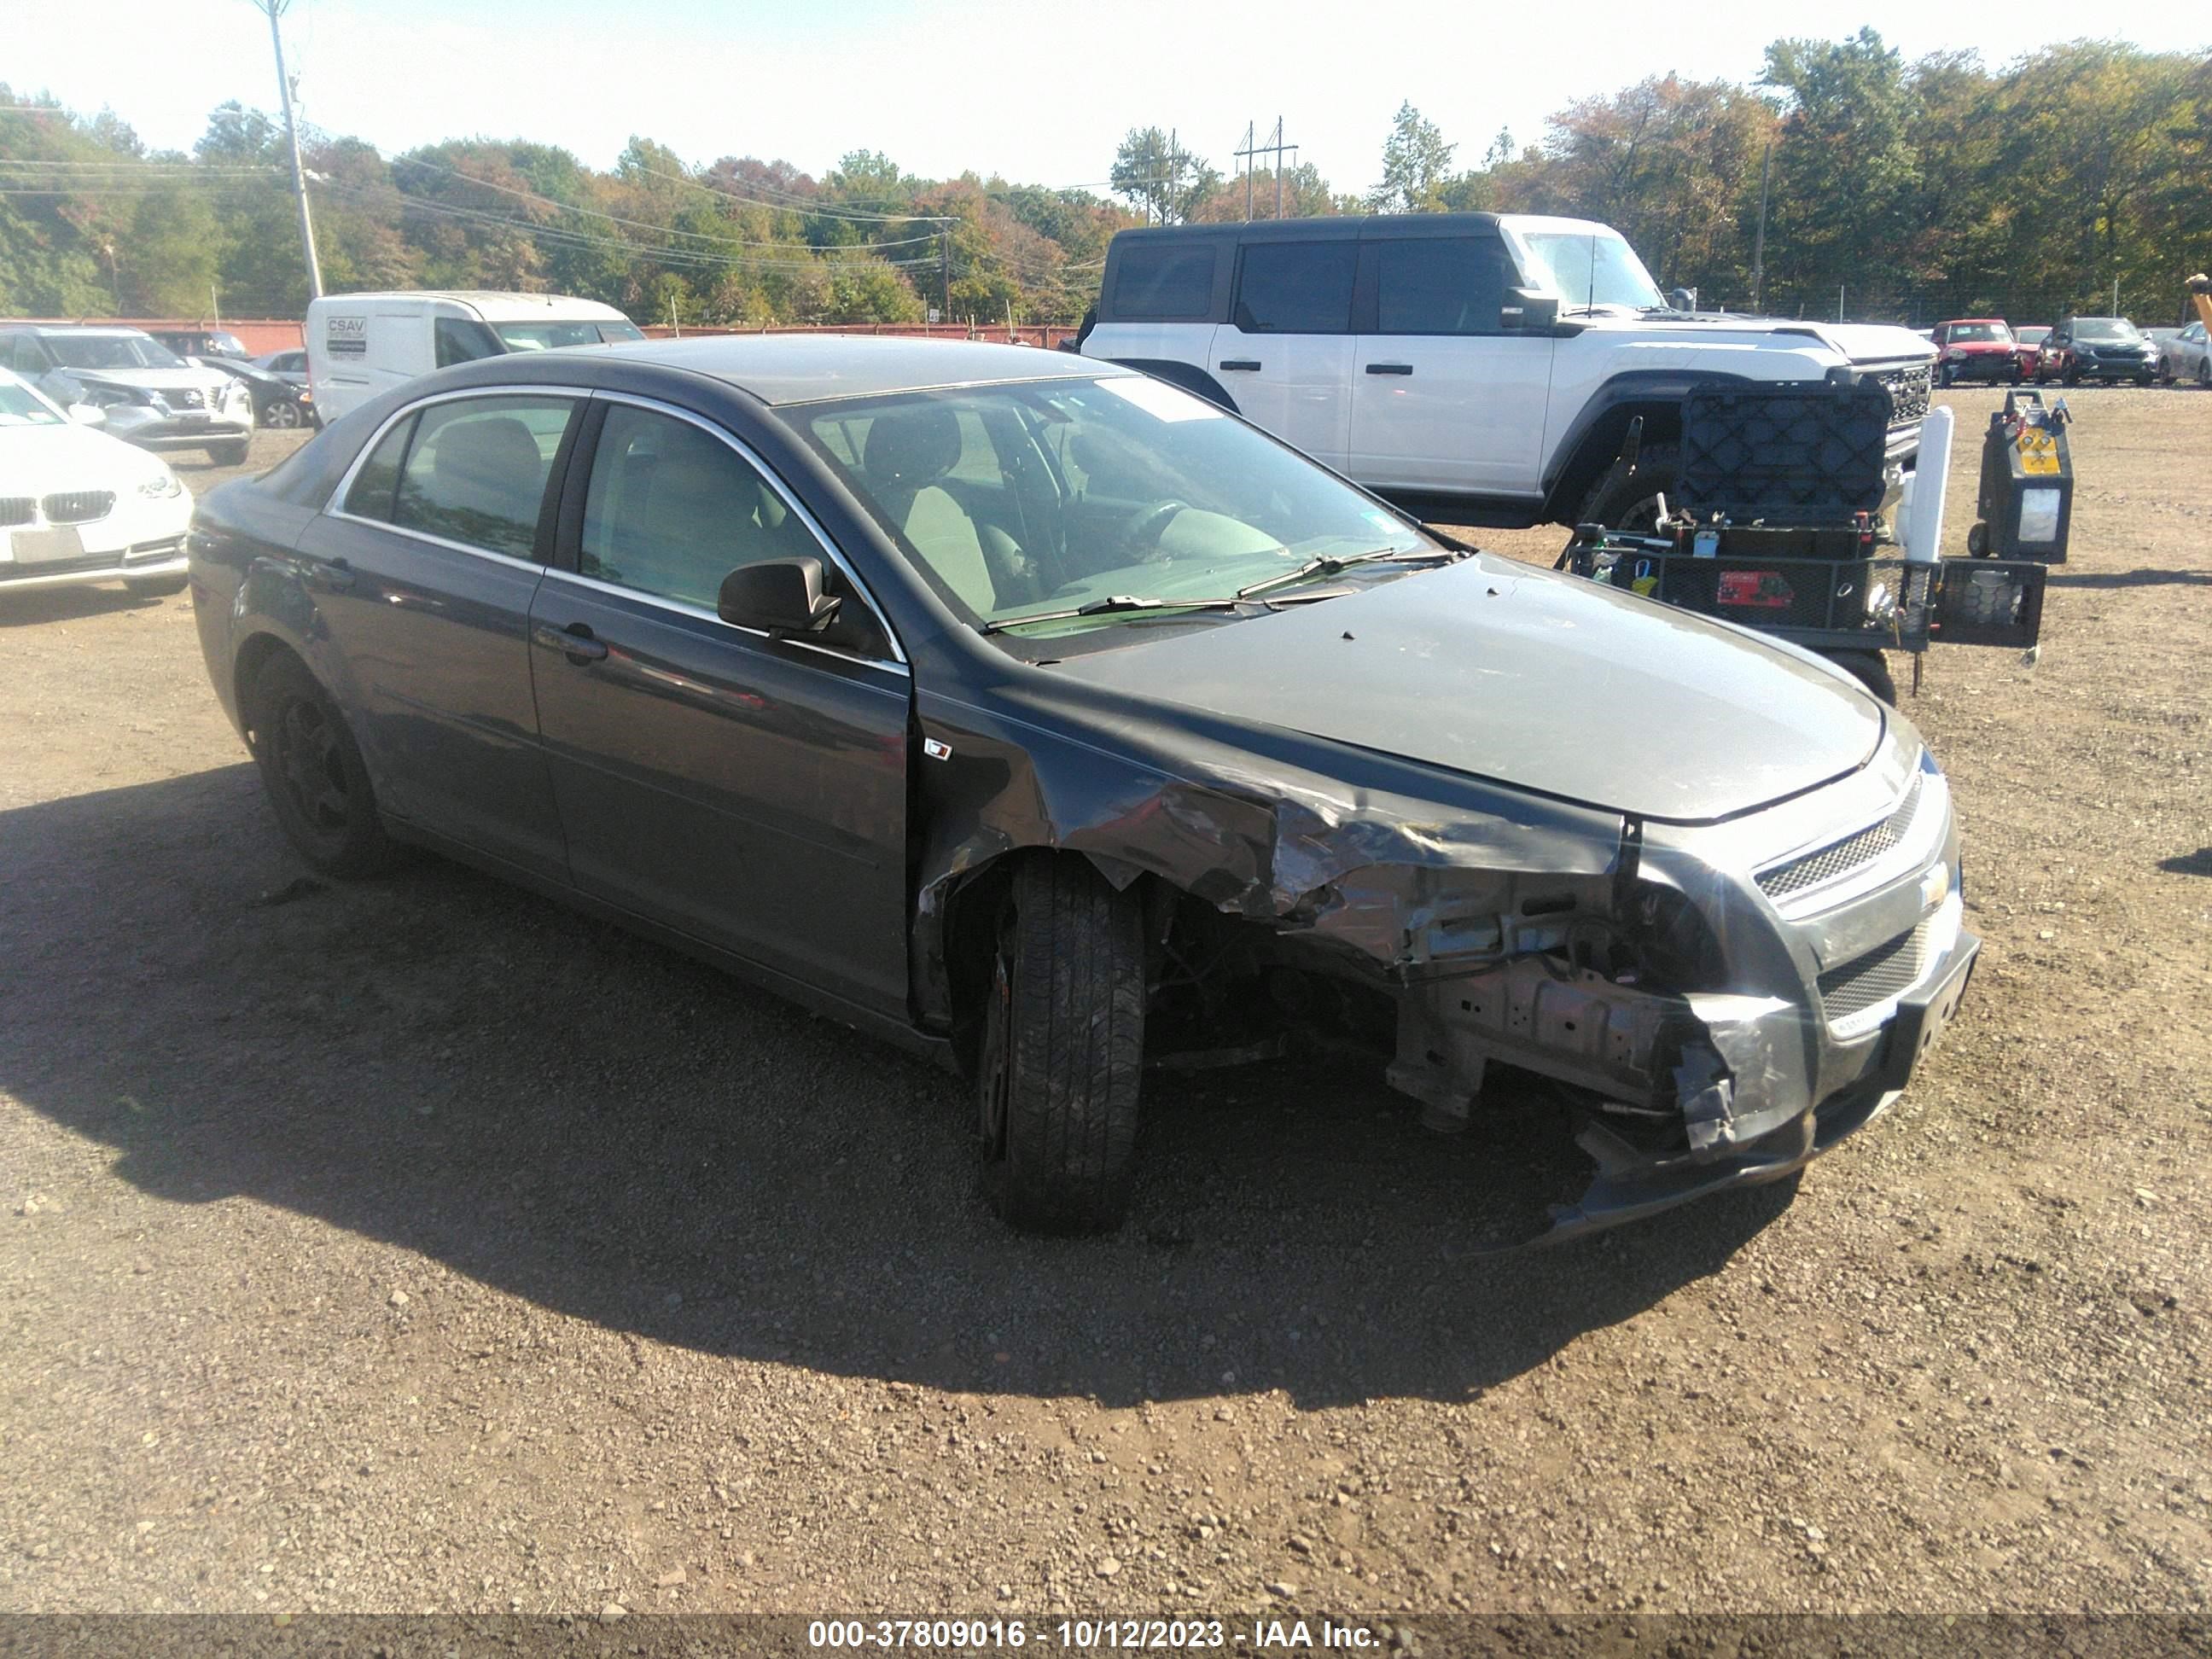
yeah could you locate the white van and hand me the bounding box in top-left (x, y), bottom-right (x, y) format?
top-left (305, 291), bottom-right (644, 423)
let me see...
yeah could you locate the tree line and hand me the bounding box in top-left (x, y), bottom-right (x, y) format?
top-left (2, 30), bottom-right (2203, 330)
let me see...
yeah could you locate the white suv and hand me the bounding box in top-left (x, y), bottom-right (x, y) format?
top-left (1080, 213), bottom-right (1936, 528)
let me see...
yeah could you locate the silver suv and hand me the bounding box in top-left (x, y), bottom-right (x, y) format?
top-left (0, 324), bottom-right (253, 465)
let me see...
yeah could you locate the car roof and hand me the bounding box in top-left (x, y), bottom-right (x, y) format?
top-left (314, 290), bottom-right (632, 322)
top-left (590, 333), bottom-right (1129, 405)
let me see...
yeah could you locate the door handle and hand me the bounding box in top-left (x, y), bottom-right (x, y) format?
top-left (1365, 363), bottom-right (1414, 375)
top-left (533, 620), bottom-right (608, 662)
top-left (310, 556), bottom-right (355, 592)
top-left (1219, 358), bottom-right (1262, 371)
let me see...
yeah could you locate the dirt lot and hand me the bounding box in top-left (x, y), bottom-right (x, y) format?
top-left (1, 389), bottom-right (2206, 1621)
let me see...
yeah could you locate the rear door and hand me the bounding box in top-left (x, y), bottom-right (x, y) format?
top-left (305, 388), bottom-right (579, 878)
top-left (1348, 231), bottom-right (1554, 498)
top-left (1208, 239), bottom-right (1357, 469)
top-left (526, 395), bottom-right (911, 1016)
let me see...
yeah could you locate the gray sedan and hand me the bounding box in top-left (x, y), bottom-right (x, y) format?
top-left (185, 337), bottom-right (1976, 1239)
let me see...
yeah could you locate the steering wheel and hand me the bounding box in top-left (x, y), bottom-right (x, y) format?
top-left (1124, 499), bottom-right (1190, 562)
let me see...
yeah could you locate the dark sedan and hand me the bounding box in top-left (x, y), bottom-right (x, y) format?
top-left (187, 338), bottom-right (1976, 1238)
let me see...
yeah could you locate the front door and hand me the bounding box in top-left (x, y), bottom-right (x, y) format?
top-left (300, 390), bottom-right (578, 880)
top-left (1209, 238), bottom-right (1356, 470)
top-left (527, 398), bottom-right (912, 1016)
top-left (1348, 234), bottom-right (1555, 498)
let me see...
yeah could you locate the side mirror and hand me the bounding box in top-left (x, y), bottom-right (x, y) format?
top-left (1668, 287), bottom-right (1697, 312)
top-left (718, 556), bottom-right (841, 637)
top-left (1499, 288), bottom-right (1559, 332)
top-left (67, 403), bottom-right (106, 427)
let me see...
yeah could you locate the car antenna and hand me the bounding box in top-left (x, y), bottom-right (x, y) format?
top-left (1586, 233), bottom-right (1597, 315)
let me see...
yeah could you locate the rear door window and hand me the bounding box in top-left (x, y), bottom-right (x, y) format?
top-left (1109, 242), bottom-right (1218, 319)
top-left (343, 413), bottom-right (416, 521)
top-left (388, 396), bottom-right (576, 558)
top-left (1233, 242), bottom-right (1356, 334)
top-left (1373, 236), bottom-right (1512, 335)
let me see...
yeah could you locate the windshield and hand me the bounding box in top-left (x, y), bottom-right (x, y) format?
top-left (1947, 323), bottom-right (2011, 343)
top-left (801, 375), bottom-right (1438, 641)
top-left (0, 378), bottom-right (66, 426)
top-left (2016, 327), bottom-right (2050, 344)
top-left (1516, 230), bottom-right (1664, 311)
top-left (2072, 318), bottom-right (2140, 342)
top-left (44, 333), bottom-right (185, 371)
top-left (493, 319), bottom-right (646, 351)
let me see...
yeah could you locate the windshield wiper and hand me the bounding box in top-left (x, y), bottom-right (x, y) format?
top-left (979, 595), bottom-right (1252, 635)
top-left (1236, 545), bottom-right (1469, 600)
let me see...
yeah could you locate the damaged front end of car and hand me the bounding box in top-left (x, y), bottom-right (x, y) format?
top-left (908, 683), bottom-right (1976, 1246)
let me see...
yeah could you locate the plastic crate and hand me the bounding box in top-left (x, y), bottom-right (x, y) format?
top-left (1677, 381), bottom-right (1894, 523)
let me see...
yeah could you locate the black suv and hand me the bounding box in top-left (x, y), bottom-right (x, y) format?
top-left (2035, 317), bottom-right (2157, 386)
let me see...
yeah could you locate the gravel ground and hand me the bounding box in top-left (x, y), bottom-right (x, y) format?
top-left (0, 388), bottom-right (2206, 1619)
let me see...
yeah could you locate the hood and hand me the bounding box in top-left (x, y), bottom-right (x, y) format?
top-left (1048, 555), bottom-right (1886, 823)
top-left (0, 421), bottom-right (167, 496)
top-left (1619, 314), bottom-right (1932, 368)
top-left (65, 365), bottom-right (235, 397)
top-left (1944, 339), bottom-right (2018, 354)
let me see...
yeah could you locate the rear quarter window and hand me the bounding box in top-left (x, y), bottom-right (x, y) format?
top-left (1109, 242), bottom-right (1219, 320)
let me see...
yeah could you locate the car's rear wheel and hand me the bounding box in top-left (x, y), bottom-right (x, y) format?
top-left (976, 855), bottom-right (1145, 1234)
top-left (125, 573), bottom-right (189, 599)
top-left (2199, 357), bottom-right (2212, 388)
top-left (1578, 442), bottom-right (1682, 532)
top-left (210, 438), bottom-right (250, 466)
top-left (266, 400), bottom-right (302, 429)
top-left (249, 653), bottom-right (400, 877)
top-left (1825, 649), bottom-right (1898, 705)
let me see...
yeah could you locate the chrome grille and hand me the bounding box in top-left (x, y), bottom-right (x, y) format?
top-left (0, 497), bottom-right (33, 528)
top-left (1819, 922), bottom-right (1928, 1021)
top-left (1759, 771), bottom-right (1924, 900)
top-left (42, 491), bottom-right (114, 525)
top-left (1877, 364), bottom-right (1932, 425)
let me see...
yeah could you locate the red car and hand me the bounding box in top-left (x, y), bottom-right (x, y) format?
top-left (1931, 318), bottom-right (2029, 386)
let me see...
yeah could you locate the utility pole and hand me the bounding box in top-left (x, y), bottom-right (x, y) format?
top-left (1234, 119), bottom-right (1298, 219)
top-left (253, 0), bottom-right (323, 300)
top-left (940, 227), bottom-right (951, 325)
top-left (1749, 137), bottom-right (1771, 314)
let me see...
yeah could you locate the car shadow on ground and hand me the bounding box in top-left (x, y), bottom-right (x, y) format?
top-left (0, 585), bottom-right (172, 627)
top-left (2158, 847), bottom-right (2212, 877)
top-left (0, 765), bottom-right (1798, 1410)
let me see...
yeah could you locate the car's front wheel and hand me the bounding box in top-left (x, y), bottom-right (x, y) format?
top-left (976, 855), bottom-right (1146, 1234)
top-left (249, 653), bottom-right (401, 877)
top-left (266, 399), bottom-right (302, 428)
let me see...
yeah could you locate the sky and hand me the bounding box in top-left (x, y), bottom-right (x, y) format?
top-left (8, 0), bottom-right (2206, 195)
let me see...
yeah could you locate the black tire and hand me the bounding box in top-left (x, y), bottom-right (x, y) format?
top-left (2197, 358), bottom-right (2212, 389)
top-left (1937, 362), bottom-right (1954, 388)
top-left (266, 399), bottom-right (302, 429)
top-left (1965, 521), bottom-right (1990, 557)
top-left (2134, 375), bottom-right (2153, 387)
top-left (2063, 364), bottom-right (2081, 387)
top-left (247, 653), bottom-right (401, 877)
top-left (209, 438), bottom-right (250, 466)
top-left (1578, 441), bottom-right (1681, 532)
top-left (976, 855), bottom-right (1146, 1234)
top-left (1825, 649), bottom-right (1898, 705)
top-left (125, 573), bottom-right (189, 598)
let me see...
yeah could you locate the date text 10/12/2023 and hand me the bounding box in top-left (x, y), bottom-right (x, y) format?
top-left (806, 1618), bottom-right (1382, 1650)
